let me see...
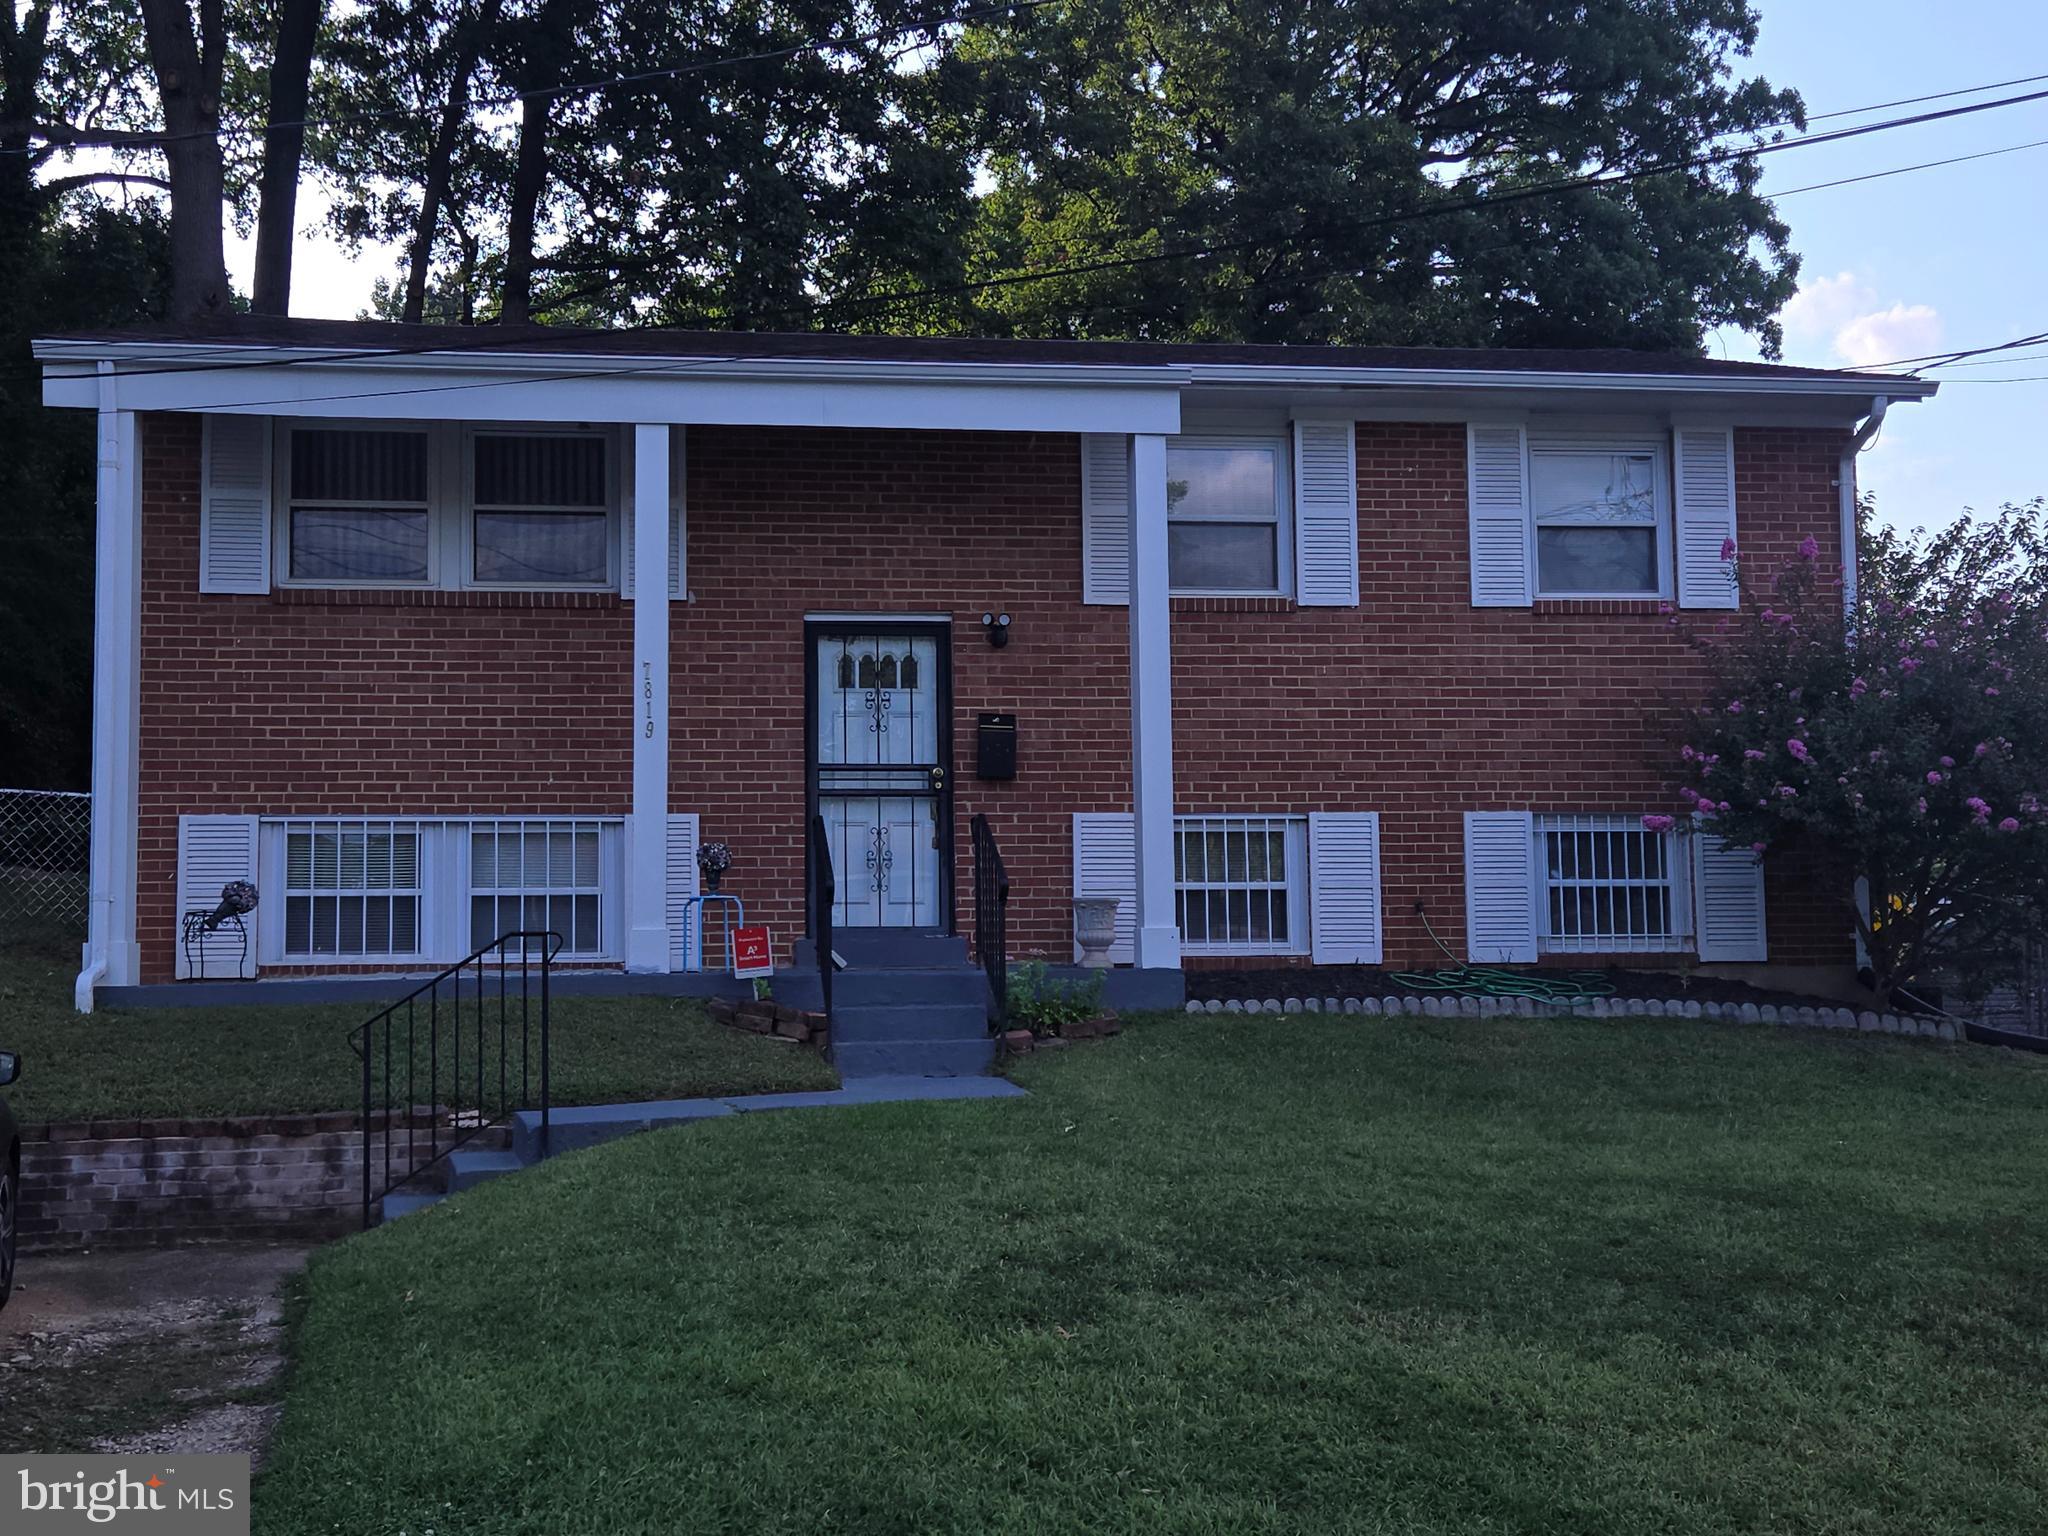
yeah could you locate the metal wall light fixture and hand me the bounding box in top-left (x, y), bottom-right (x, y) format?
top-left (981, 611), bottom-right (1012, 648)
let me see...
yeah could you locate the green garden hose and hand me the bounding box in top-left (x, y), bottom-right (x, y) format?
top-left (1388, 905), bottom-right (1617, 1002)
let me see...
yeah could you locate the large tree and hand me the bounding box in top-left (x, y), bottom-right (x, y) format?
top-left (923, 0), bottom-right (1800, 350)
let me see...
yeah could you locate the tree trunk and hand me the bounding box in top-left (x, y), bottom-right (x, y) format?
top-left (138, 0), bottom-right (231, 320)
top-left (497, 91), bottom-right (549, 325)
top-left (402, 0), bottom-right (502, 324)
top-left (250, 0), bottom-right (323, 316)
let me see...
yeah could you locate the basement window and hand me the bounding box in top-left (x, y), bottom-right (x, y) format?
top-left (469, 820), bottom-right (610, 955)
top-left (1174, 814), bottom-right (1307, 955)
top-left (1535, 814), bottom-right (1689, 953)
top-left (281, 819), bottom-right (424, 958)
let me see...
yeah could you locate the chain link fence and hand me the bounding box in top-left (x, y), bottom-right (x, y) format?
top-left (0, 787), bottom-right (90, 949)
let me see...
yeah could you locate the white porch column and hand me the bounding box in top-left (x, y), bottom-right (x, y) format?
top-left (77, 363), bottom-right (142, 1009)
top-left (1127, 432), bottom-right (1180, 970)
top-left (626, 423), bottom-right (672, 972)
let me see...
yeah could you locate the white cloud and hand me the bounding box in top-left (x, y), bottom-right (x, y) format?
top-left (1776, 270), bottom-right (1942, 370)
top-left (1832, 303), bottom-right (1943, 368)
top-left (1780, 271), bottom-right (1873, 344)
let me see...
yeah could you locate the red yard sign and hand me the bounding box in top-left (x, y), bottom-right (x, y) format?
top-left (731, 926), bottom-right (773, 978)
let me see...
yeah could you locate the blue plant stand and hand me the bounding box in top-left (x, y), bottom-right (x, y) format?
top-left (681, 893), bottom-right (746, 972)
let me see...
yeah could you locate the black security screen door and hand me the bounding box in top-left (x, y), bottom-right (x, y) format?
top-left (806, 624), bottom-right (954, 931)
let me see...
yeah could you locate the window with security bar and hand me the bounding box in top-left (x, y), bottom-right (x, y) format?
top-left (1174, 815), bottom-right (1307, 954)
top-left (283, 820), bottom-right (423, 958)
top-left (470, 820), bottom-right (608, 955)
top-left (1536, 815), bottom-right (1690, 953)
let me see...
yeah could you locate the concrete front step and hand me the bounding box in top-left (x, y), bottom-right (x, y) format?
top-left (831, 969), bottom-right (990, 1006)
top-left (379, 1189), bottom-right (447, 1221)
top-left (794, 930), bottom-right (971, 969)
top-left (832, 1037), bottom-right (997, 1078)
top-left (832, 1002), bottom-right (989, 1043)
top-left (446, 1147), bottom-right (526, 1192)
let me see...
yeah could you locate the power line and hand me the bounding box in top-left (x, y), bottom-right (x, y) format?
top-left (1768, 135), bottom-right (2048, 198)
top-left (1866, 327), bottom-right (2048, 371)
top-left (34, 80), bottom-right (2048, 391)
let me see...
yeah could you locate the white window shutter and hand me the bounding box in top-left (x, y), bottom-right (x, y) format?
top-left (175, 814), bottom-right (260, 978)
top-left (666, 812), bottom-right (701, 970)
top-left (1080, 435), bottom-right (1131, 605)
top-left (1293, 420), bottom-right (1359, 606)
top-left (1308, 812), bottom-right (1382, 963)
top-left (1693, 828), bottom-right (1767, 961)
top-left (1674, 426), bottom-right (1738, 610)
top-left (622, 427), bottom-right (686, 599)
top-left (1467, 423), bottom-right (1531, 607)
top-left (1463, 811), bottom-right (1537, 963)
top-left (1072, 812), bottom-right (1136, 963)
top-left (200, 416), bottom-right (271, 594)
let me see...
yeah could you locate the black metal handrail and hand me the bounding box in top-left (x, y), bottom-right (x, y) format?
top-left (349, 930), bottom-right (561, 1228)
top-left (971, 812), bottom-right (1010, 1027)
top-left (809, 814), bottom-right (835, 1033)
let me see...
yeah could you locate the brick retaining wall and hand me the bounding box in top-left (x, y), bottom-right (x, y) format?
top-left (16, 1112), bottom-right (413, 1250)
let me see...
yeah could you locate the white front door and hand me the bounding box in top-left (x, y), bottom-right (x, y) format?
top-left (814, 631), bottom-right (947, 929)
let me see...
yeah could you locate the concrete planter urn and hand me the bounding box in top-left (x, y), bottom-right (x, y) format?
top-left (1073, 897), bottom-right (1120, 968)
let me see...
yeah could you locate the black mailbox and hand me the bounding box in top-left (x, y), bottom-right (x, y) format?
top-left (976, 712), bottom-right (1017, 780)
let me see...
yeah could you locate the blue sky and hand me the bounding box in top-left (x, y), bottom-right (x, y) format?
top-left (1707, 1), bottom-right (2048, 532)
top-left (230, 1), bottom-right (2047, 535)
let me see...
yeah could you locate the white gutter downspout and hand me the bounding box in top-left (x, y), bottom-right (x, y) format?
top-left (75, 363), bottom-right (140, 1012)
top-left (1840, 395), bottom-right (1889, 622)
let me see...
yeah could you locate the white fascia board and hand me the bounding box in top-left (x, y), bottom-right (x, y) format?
top-left (1180, 361), bottom-right (1937, 400)
top-left (42, 356), bottom-right (1184, 435)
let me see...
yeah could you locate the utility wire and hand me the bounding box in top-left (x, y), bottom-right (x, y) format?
top-left (1768, 135), bottom-right (2048, 198)
top-left (37, 82), bottom-right (2048, 392)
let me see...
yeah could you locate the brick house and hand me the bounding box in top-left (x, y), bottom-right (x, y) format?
top-left (39, 320), bottom-right (1933, 1013)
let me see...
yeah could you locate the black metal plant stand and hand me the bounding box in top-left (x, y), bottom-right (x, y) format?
top-left (179, 909), bottom-right (250, 980)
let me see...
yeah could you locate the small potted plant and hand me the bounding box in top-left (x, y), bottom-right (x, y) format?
top-left (697, 840), bottom-right (733, 893)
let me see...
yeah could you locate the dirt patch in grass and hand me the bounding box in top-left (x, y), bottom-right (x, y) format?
top-left (0, 1243), bottom-right (311, 1461)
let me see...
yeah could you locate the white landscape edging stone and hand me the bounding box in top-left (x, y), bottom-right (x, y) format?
top-left (1186, 989), bottom-right (1942, 1042)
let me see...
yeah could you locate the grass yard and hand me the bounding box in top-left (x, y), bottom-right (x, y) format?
top-left (258, 1012), bottom-right (2048, 1534)
top-left (0, 944), bottom-right (834, 1124)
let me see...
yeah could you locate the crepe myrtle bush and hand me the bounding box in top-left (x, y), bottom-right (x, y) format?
top-left (1658, 502), bottom-right (2048, 1006)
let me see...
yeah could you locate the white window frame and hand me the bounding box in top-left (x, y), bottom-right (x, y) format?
top-left (271, 818), bottom-right (430, 964)
top-left (1527, 431), bottom-right (1673, 601)
top-left (257, 817), bottom-right (624, 966)
top-left (1173, 813), bottom-right (1309, 956)
top-left (1534, 813), bottom-right (1692, 955)
top-left (460, 425), bottom-right (621, 592)
top-left (274, 422), bottom-right (621, 593)
top-left (1165, 432), bottom-right (1293, 598)
top-left (464, 818), bottom-right (620, 958)
top-left (273, 419), bottom-right (441, 590)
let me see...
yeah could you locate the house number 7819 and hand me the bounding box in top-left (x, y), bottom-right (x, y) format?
top-left (642, 662), bottom-right (655, 739)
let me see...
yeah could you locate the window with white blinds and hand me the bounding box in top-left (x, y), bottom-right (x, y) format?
top-left (1535, 814), bottom-right (1689, 953)
top-left (469, 820), bottom-right (608, 954)
top-left (281, 819), bottom-right (424, 958)
top-left (471, 432), bottom-right (610, 585)
top-left (1174, 815), bottom-right (1307, 954)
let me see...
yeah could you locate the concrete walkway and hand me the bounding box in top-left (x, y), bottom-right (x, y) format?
top-left (511, 1074), bottom-right (1027, 1156)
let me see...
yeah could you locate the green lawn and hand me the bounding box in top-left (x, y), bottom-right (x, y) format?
top-left (257, 1013), bottom-right (2048, 1534)
top-left (0, 944), bottom-right (834, 1124)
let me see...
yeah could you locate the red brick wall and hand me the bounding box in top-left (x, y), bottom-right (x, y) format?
top-left (133, 414), bottom-right (632, 982)
top-left (676, 427), bottom-right (1129, 961)
top-left (130, 413), bottom-right (1854, 984)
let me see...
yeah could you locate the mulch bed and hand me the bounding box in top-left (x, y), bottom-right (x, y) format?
top-left (1184, 964), bottom-right (1855, 1014)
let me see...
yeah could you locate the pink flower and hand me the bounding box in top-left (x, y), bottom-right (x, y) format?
top-left (1927, 771), bottom-right (1944, 785)
top-left (1787, 738), bottom-right (1810, 761)
top-left (1849, 676), bottom-right (1868, 698)
top-left (1751, 841), bottom-right (1767, 853)
top-left (1922, 636), bottom-right (1940, 651)
top-left (1966, 797), bottom-right (1991, 822)
top-left (1719, 537), bottom-right (1737, 561)
top-left (1679, 786), bottom-right (1702, 805)
top-left (1727, 699), bottom-right (1745, 714)
top-left (1640, 814), bottom-right (1677, 834)
top-left (2000, 817), bottom-right (2021, 834)
top-left (1975, 742), bottom-right (1992, 758)
top-left (1940, 756), bottom-right (1955, 769)
top-left (1900, 657), bottom-right (1922, 674)
top-left (1681, 745), bottom-right (1697, 761)
top-left (1744, 749), bottom-right (1766, 761)
top-left (1775, 785), bottom-right (1798, 799)
top-left (1915, 798), bottom-right (1928, 815)
top-left (1987, 686), bottom-right (2001, 696)
top-left (1798, 535), bottom-right (1820, 561)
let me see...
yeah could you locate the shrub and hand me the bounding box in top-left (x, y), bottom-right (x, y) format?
top-left (1006, 961), bottom-right (1105, 1036)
